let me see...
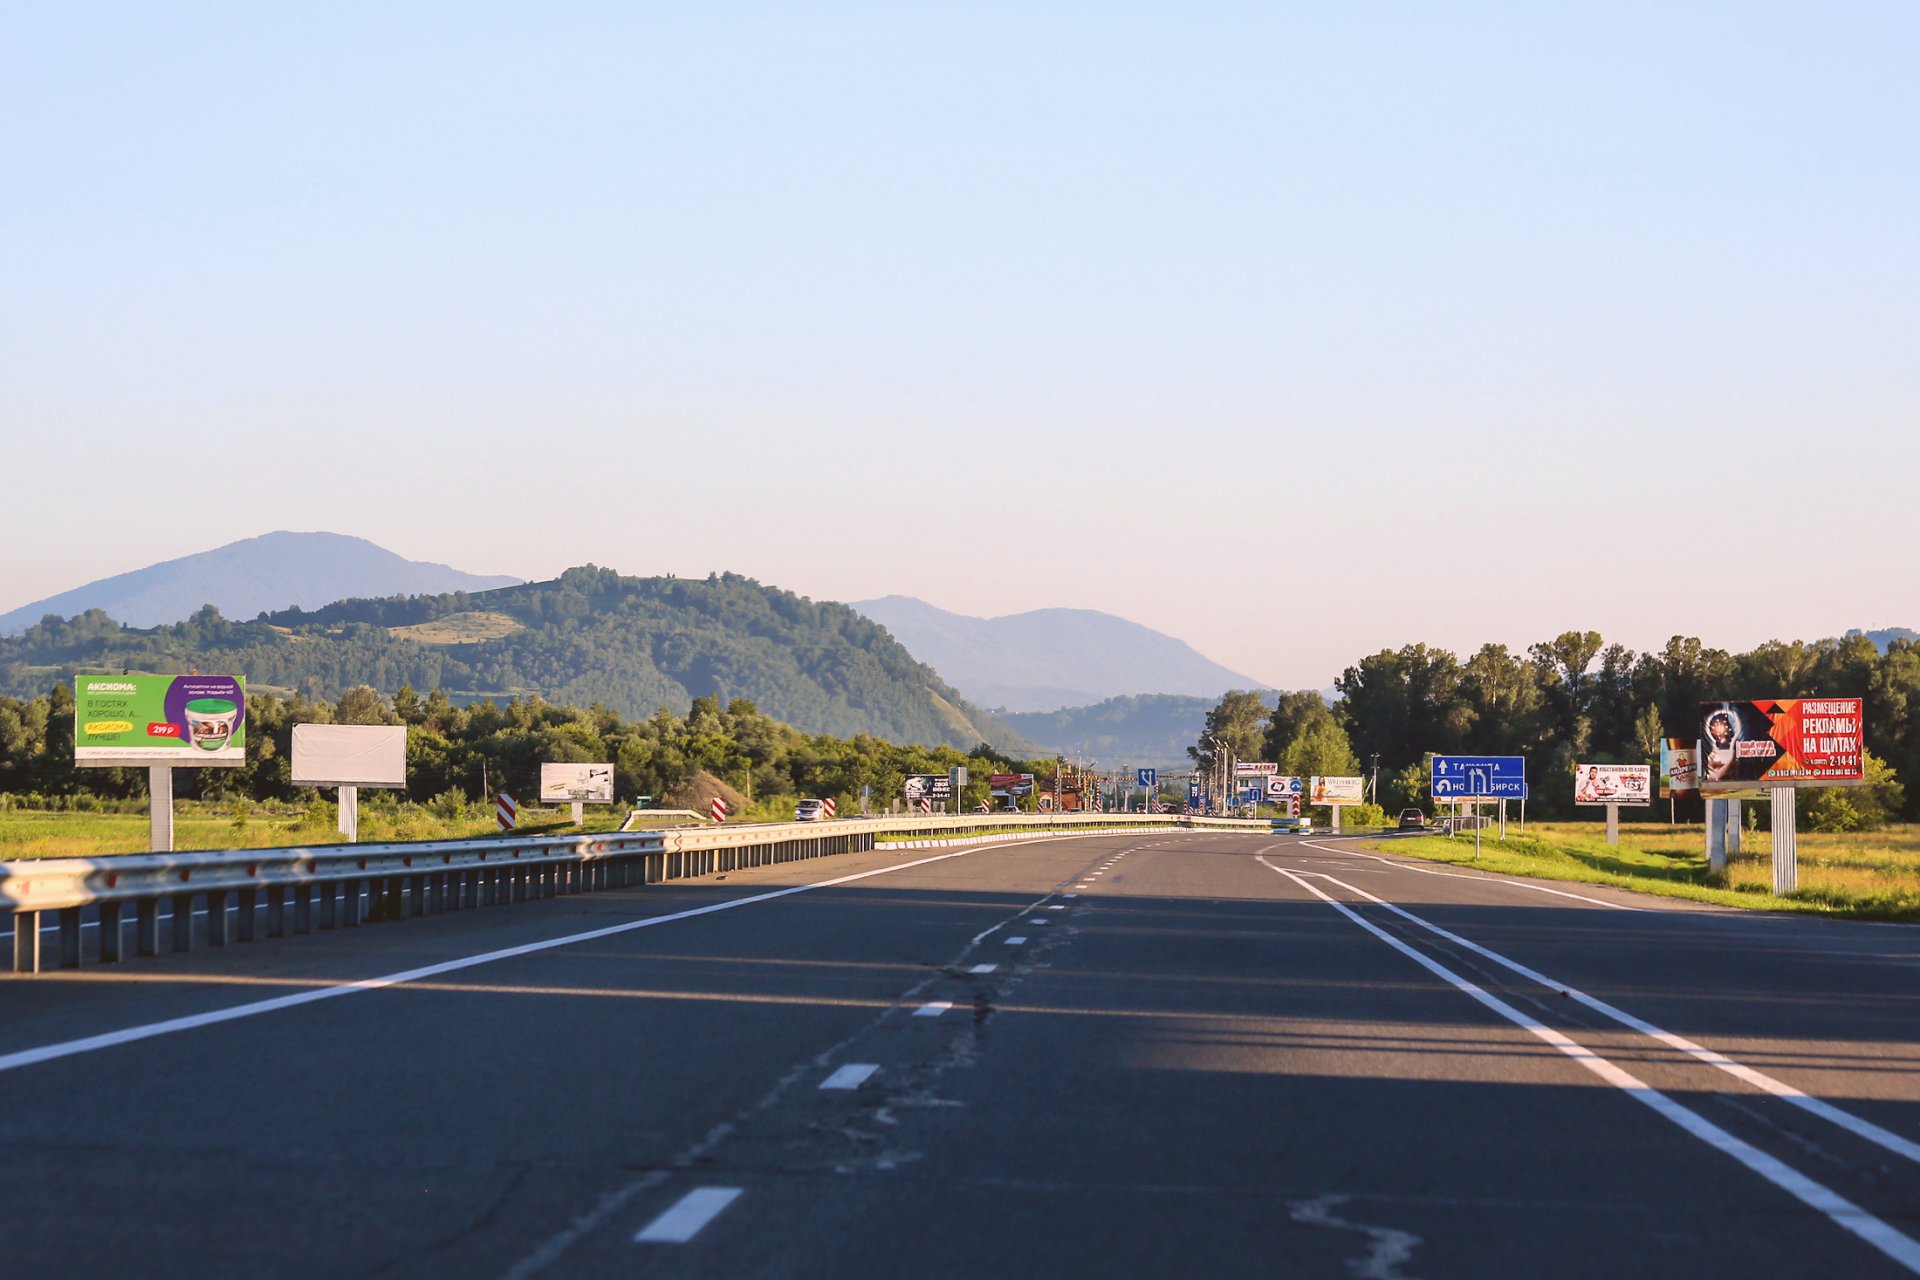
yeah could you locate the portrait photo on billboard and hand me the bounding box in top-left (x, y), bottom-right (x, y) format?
top-left (1698, 699), bottom-right (1865, 790)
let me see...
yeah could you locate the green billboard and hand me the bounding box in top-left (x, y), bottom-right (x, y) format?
top-left (74, 674), bottom-right (248, 766)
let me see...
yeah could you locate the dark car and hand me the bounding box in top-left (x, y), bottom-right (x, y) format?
top-left (1397, 808), bottom-right (1427, 831)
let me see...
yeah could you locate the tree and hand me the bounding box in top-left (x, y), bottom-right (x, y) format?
top-left (1189, 690), bottom-right (1270, 773)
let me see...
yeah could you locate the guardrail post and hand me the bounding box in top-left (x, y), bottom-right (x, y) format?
top-left (171, 892), bottom-right (194, 952)
top-left (12, 911), bottom-right (39, 973)
top-left (237, 888), bottom-right (257, 942)
top-left (136, 898), bottom-right (159, 956)
top-left (341, 880), bottom-right (361, 928)
top-left (57, 907), bottom-right (83, 968)
top-left (206, 890), bottom-right (229, 947)
top-left (100, 901), bottom-right (123, 963)
top-left (411, 875), bottom-right (428, 917)
top-left (266, 886), bottom-right (286, 937)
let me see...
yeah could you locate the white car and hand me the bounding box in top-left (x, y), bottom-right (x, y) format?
top-left (794, 798), bottom-right (828, 822)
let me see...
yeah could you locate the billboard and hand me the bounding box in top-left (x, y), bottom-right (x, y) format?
top-left (1431, 755), bottom-right (1527, 799)
top-left (1659, 739), bottom-right (1699, 798)
top-left (291, 724), bottom-right (408, 789)
top-left (1310, 775), bottom-right (1366, 805)
top-left (1573, 763), bottom-right (1652, 806)
top-left (1234, 762), bottom-right (1279, 778)
top-left (1699, 699), bottom-right (1865, 790)
top-left (904, 774), bottom-right (953, 802)
top-left (74, 674), bottom-right (247, 766)
top-left (1266, 775), bottom-right (1303, 800)
top-left (540, 762), bottom-right (615, 804)
top-left (989, 773), bottom-right (1035, 797)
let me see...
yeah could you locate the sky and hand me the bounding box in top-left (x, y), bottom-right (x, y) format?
top-left (3, 2), bottom-right (1915, 691)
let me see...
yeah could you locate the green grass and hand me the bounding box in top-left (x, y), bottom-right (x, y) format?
top-left (1359, 820), bottom-right (1920, 922)
top-left (0, 802), bottom-right (631, 860)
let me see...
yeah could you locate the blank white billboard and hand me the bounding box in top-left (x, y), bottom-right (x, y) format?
top-left (291, 723), bottom-right (409, 789)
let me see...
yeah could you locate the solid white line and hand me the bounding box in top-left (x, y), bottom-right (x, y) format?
top-left (819, 1063), bottom-right (880, 1090)
top-left (969, 963), bottom-right (997, 974)
top-left (0, 838), bottom-right (1036, 1076)
top-left (913, 1001), bottom-right (951, 1017)
top-left (1262, 860), bottom-right (1920, 1274)
top-left (1289, 864), bottom-right (1920, 1168)
top-left (1005, 936), bottom-right (1027, 945)
top-left (634, 1187), bottom-right (743, 1243)
top-left (1299, 840), bottom-right (1637, 911)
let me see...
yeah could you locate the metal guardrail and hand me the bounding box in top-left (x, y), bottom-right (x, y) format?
top-left (0, 812), bottom-right (1264, 974)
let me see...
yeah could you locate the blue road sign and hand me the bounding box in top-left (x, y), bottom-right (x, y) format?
top-left (1137, 768), bottom-right (1157, 787)
top-left (1430, 755), bottom-right (1528, 799)
top-left (1188, 781), bottom-right (1202, 801)
top-left (1242, 785), bottom-right (1263, 805)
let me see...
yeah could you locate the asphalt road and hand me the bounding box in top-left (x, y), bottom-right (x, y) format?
top-left (1, 829), bottom-right (1915, 1278)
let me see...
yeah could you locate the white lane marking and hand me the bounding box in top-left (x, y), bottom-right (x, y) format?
top-left (634, 1187), bottom-right (744, 1243)
top-left (1299, 840), bottom-right (1637, 911)
top-left (1047, 905), bottom-right (1066, 910)
top-left (1288, 864), bottom-right (1920, 1169)
top-left (1027, 918), bottom-right (1049, 925)
top-left (820, 1063), bottom-right (880, 1090)
top-left (969, 963), bottom-right (997, 974)
top-left (0, 838), bottom-right (1041, 1076)
top-left (1064, 893), bottom-right (1079, 899)
top-left (913, 1001), bottom-right (952, 1017)
top-left (1005, 936), bottom-right (1027, 945)
top-left (1263, 861), bottom-right (1920, 1275)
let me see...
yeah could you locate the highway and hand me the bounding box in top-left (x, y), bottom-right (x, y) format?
top-left (1, 827), bottom-right (1916, 1278)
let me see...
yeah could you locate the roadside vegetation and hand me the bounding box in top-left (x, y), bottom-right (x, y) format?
top-left (1362, 820), bottom-right (1920, 922)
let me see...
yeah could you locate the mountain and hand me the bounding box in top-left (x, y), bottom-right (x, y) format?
top-left (0, 532), bottom-right (522, 635)
top-left (1851, 627), bottom-right (1919, 654)
top-left (848, 596), bottom-right (1263, 712)
top-left (999, 693), bottom-right (1233, 768)
top-left (0, 566), bottom-right (1029, 751)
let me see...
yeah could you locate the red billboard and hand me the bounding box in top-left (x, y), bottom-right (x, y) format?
top-left (1698, 699), bottom-right (1865, 790)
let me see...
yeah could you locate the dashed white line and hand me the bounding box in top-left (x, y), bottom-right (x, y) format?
top-left (1005, 936), bottom-right (1027, 945)
top-left (969, 963), bottom-right (998, 974)
top-left (634, 1187), bottom-right (743, 1244)
top-left (1047, 905), bottom-right (1066, 910)
top-left (1064, 893), bottom-right (1079, 899)
top-left (913, 1001), bottom-right (952, 1017)
top-left (820, 1063), bottom-right (880, 1090)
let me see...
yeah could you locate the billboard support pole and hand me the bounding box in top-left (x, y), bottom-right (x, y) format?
top-left (572, 801), bottom-right (584, 826)
top-left (1499, 798), bottom-right (1507, 840)
top-left (337, 785), bottom-right (359, 843)
top-left (1706, 798), bottom-right (1727, 874)
top-left (148, 765), bottom-right (174, 854)
top-left (1728, 801), bottom-right (1742, 856)
top-left (1605, 803), bottom-right (1619, 846)
top-left (1771, 787), bottom-right (1797, 894)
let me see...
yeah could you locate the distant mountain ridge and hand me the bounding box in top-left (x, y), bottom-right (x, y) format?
top-left (849, 596), bottom-right (1261, 712)
top-left (0, 532), bottom-right (521, 635)
top-left (1851, 627), bottom-right (1919, 654)
top-left (999, 693), bottom-right (1265, 768)
top-left (0, 566), bottom-right (1030, 752)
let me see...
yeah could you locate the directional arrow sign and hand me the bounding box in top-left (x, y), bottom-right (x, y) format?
top-left (1430, 755), bottom-right (1527, 799)
top-left (1137, 768), bottom-right (1157, 787)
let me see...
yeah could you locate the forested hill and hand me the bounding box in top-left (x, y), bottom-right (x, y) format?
top-left (0, 567), bottom-right (1030, 751)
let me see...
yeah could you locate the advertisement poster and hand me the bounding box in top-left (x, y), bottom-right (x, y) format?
top-left (74, 673), bottom-right (247, 765)
top-left (1310, 776), bottom-right (1366, 805)
top-left (1265, 775), bottom-right (1303, 799)
top-left (1573, 763), bottom-right (1652, 806)
top-left (904, 774), bottom-right (954, 802)
top-left (539, 762), bottom-right (615, 804)
top-left (989, 773), bottom-right (1035, 797)
top-left (1699, 699), bottom-right (1865, 790)
top-left (1659, 739), bottom-right (1699, 798)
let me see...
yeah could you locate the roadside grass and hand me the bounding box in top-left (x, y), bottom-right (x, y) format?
top-left (0, 802), bottom-right (630, 860)
top-left (1359, 821), bottom-right (1920, 922)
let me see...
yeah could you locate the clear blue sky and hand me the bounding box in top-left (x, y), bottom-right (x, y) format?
top-left (3, 3), bottom-right (1914, 688)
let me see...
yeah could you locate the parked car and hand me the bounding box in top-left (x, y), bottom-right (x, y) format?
top-left (794, 798), bottom-right (828, 822)
top-left (1397, 808), bottom-right (1427, 831)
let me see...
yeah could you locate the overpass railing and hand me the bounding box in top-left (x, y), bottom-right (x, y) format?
top-left (1, 812), bottom-right (1264, 974)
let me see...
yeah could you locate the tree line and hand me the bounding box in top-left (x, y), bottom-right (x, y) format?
top-left (0, 682), bottom-right (1064, 817)
top-left (1191, 631), bottom-right (1915, 829)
